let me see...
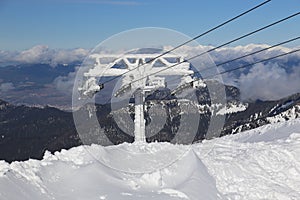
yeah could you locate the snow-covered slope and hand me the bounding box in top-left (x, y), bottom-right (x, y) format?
top-left (196, 118), bottom-right (300, 199)
top-left (1, 119), bottom-right (300, 200)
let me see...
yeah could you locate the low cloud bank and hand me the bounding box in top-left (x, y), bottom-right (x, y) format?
top-left (177, 44), bottom-right (300, 101)
top-left (1, 44), bottom-right (299, 101)
top-left (0, 45), bottom-right (89, 67)
top-left (236, 63), bottom-right (300, 101)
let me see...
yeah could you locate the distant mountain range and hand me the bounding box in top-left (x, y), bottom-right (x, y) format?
top-left (0, 84), bottom-right (299, 162)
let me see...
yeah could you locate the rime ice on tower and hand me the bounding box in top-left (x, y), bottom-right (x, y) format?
top-left (79, 52), bottom-right (203, 142)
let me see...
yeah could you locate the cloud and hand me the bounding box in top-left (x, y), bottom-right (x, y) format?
top-left (16, 45), bottom-right (53, 64)
top-left (176, 44), bottom-right (297, 66)
top-left (54, 67), bottom-right (79, 94)
top-left (0, 82), bottom-right (15, 92)
top-left (51, 48), bottom-right (89, 66)
top-left (0, 50), bottom-right (19, 65)
top-left (0, 45), bottom-right (89, 67)
top-left (1, 44), bottom-right (299, 101)
top-left (236, 63), bottom-right (300, 101)
top-left (175, 44), bottom-right (300, 100)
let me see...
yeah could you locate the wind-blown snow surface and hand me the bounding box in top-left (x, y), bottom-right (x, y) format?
top-left (1, 119), bottom-right (300, 200)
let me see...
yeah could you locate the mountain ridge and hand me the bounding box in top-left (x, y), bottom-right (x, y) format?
top-left (0, 90), bottom-right (299, 162)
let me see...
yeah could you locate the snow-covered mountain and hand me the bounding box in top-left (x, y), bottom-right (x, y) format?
top-left (0, 118), bottom-right (299, 200)
top-left (223, 92), bottom-right (300, 135)
top-left (98, 89), bottom-right (300, 143)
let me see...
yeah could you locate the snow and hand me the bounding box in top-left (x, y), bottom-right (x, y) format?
top-left (133, 90), bottom-right (146, 142)
top-left (78, 77), bottom-right (101, 97)
top-left (267, 105), bottom-right (300, 123)
top-left (0, 119), bottom-right (300, 199)
top-left (158, 189), bottom-right (189, 199)
top-left (216, 102), bottom-right (248, 115)
top-left (196, 119), bottom-right (300, 199)
top-left (80, 53), bottom-right (194, 99)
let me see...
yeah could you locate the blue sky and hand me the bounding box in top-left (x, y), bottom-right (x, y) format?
top-left (0, 0), bottom-right (299, 50)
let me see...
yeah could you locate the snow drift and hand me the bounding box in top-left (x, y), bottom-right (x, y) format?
top-left (0, 119), bottom-right (300, 199)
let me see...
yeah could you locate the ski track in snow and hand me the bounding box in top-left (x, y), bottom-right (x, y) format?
top-left (0, 119), bottom-right (300, 199)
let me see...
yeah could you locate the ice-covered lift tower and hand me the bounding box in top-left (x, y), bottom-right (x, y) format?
top-left (79, 53), bottom-right (197, 143)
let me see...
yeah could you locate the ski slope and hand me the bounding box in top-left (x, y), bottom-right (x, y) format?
top-left (0, 119), bottom-right (300, 200)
